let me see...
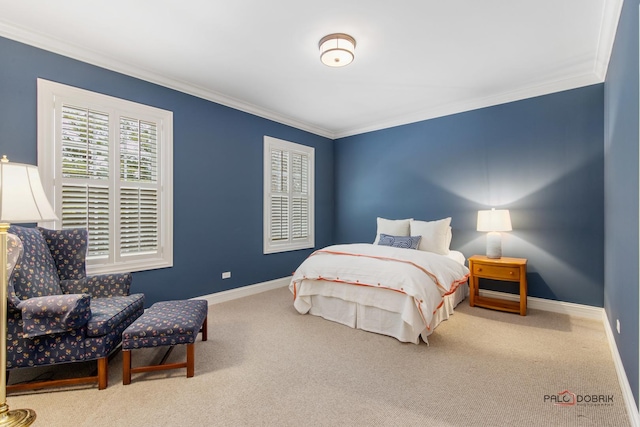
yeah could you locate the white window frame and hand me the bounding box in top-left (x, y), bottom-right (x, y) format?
top-left (263, 136), bottom-right (315, 254)
top-left (37, 78), bottom-right (173, 275)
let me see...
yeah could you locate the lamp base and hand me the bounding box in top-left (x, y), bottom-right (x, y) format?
top-left (486, 231), bottom-right (503, 259)
top-left (0, 406), bottom-right (36, 427)
top-left (0, 226), bottom-right (37, 427)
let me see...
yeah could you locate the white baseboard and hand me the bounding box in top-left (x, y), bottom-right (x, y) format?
top-left (479, 289), bottom-right (636, 425)
top-left (478, 289), bottom-right (603, 319)
top-left (602, 311), bottom-right (639, 427)
top-left (203, 283), bottom-right (603, 317)
top-left (195, 276), bottom-right (290, 305)
top-left (199, 280), bottom-right (636, 425)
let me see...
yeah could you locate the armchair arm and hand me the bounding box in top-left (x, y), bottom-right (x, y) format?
top-left (60, 273), bottom-right (132, 298)
top-left (6, 233), bottom-right (23, 311)
top-left (18, 294), bottom-right (91, 338)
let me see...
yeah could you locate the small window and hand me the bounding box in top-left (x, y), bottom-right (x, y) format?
top-left (263, 136), bottom-right (314, 254)
top-left (37, 79), bottom-right (173, 274)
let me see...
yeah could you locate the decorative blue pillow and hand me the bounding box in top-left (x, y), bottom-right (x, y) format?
top-left (377, 234), bottom-right (422, 249)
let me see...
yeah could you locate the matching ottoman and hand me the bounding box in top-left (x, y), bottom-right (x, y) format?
top-left (122, 299), bottom-right (208, 384)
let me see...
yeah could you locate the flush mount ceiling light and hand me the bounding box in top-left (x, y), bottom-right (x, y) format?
top-left (319, 33), bottom-right (356, 67)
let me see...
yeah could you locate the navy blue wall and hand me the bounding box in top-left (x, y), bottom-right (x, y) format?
top-left (335, 85), bottom-right (604, 307)
top-left (2, 23), bottom-right (630, 401)
top-left (0, 36), bottom-right (334, 305)
top-left (604, 0), bottom-right (640, 406)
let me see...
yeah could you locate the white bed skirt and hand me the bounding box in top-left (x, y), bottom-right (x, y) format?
top-left (294, 281), bottom-right (469, 344)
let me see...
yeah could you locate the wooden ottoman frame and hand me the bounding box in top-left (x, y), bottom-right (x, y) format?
top-left (122, 300), bottom-right (208, 385)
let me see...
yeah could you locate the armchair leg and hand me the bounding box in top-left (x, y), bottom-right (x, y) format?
top-left (97, 357), bottom-right (108, 390)
top-left (8, 356), bottom-right (110, 393)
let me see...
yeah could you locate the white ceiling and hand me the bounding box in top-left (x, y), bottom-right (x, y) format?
top-left (0, 0), bottom-right (622, 139)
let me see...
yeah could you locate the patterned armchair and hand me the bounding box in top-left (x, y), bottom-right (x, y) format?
top-left (5, 225), bottom-right (144, 391)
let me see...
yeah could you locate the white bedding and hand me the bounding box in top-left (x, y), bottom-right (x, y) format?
top-left (289, 244), bottom-right (470, 344)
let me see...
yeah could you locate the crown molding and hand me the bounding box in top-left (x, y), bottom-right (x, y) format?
top-left (0, 1), bottom-right (621, 142)
top-left (334, 0), bottom-right (621, 138)
top-left (333, 73), bottom-right (602, 139)
top-left (594, 0), bottom-right (624, 80)
top-left (0, 21), bottom-right (335, 140)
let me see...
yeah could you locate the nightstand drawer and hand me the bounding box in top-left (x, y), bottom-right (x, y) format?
top-left (472, 264), bottom-right (520, 280)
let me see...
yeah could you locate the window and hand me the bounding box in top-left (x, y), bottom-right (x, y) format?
top-left (263, 136), bottom-right (314, 254)
top-left (37, 79), bottom-right (173, 275)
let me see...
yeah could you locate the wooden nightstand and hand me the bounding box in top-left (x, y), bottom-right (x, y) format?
top-left (468, 255), bottom-right (528, 316)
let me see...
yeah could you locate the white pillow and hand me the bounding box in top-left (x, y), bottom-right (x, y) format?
top-left (410, 217), bottom-right (452, 255)
top-left (373, 217), bottom-right (412, 244)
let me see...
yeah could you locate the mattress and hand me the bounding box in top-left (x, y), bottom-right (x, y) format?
top-left (290, 247), bottom-right (469, 344)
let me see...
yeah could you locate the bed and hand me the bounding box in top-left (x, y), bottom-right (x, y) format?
top-left (289, 217), bottom-right (470, 344)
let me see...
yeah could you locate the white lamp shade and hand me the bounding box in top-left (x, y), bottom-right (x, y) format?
top-left (477, 209), bottom-right (512, 232)
top-left (319, 33), bottom-right (356, 67)
top-left (0, 159), bottom-right (58, 223)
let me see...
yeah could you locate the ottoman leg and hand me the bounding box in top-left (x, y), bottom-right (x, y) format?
top-left (201, 316), bottom-right (208, 341)
top-left (123, 350), bottom-right (132, 385)
top-left (186, 343), bottom-right (195, 378)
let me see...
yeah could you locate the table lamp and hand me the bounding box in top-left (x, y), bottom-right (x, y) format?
top-left (0, 156), bottom-right (58, 426)
top-left (477, 208), bottom-right (512, 259)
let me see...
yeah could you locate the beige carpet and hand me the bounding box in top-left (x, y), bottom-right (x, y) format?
top-left (6, 286), bottom-right (630, 426)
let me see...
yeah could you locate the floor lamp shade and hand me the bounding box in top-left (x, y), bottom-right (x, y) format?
top-left (477, 209), bottom-right (512, 259)
top-left (0, 156), bottom-right (57, 426)
top-left (0, 157), bottom-right (57, 222)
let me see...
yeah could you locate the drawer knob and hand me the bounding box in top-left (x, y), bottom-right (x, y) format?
top-left (478, 268), bottom-right (482, 272)
top-left (509, 271), bottom-right (513, 275)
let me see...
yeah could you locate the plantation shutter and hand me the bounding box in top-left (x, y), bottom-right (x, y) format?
top-left (60, 105), bottom-right (111, 257)
top-left (264, 136), bottom-right (314, 254)
top-left (270, 149), bottom-right (289, 242)
top-left (269, 149), bottom-right (310, 241)
top-left (59, 108), bottom-right (161, 258)
top-left (39, 78), bottom-right (173, 275)
top-left (291, 152), bottom-right (309, 239)
top-left (120, 118), bottom-right (160, 255)
top-left (120, 188), bottom-right (159, 254)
